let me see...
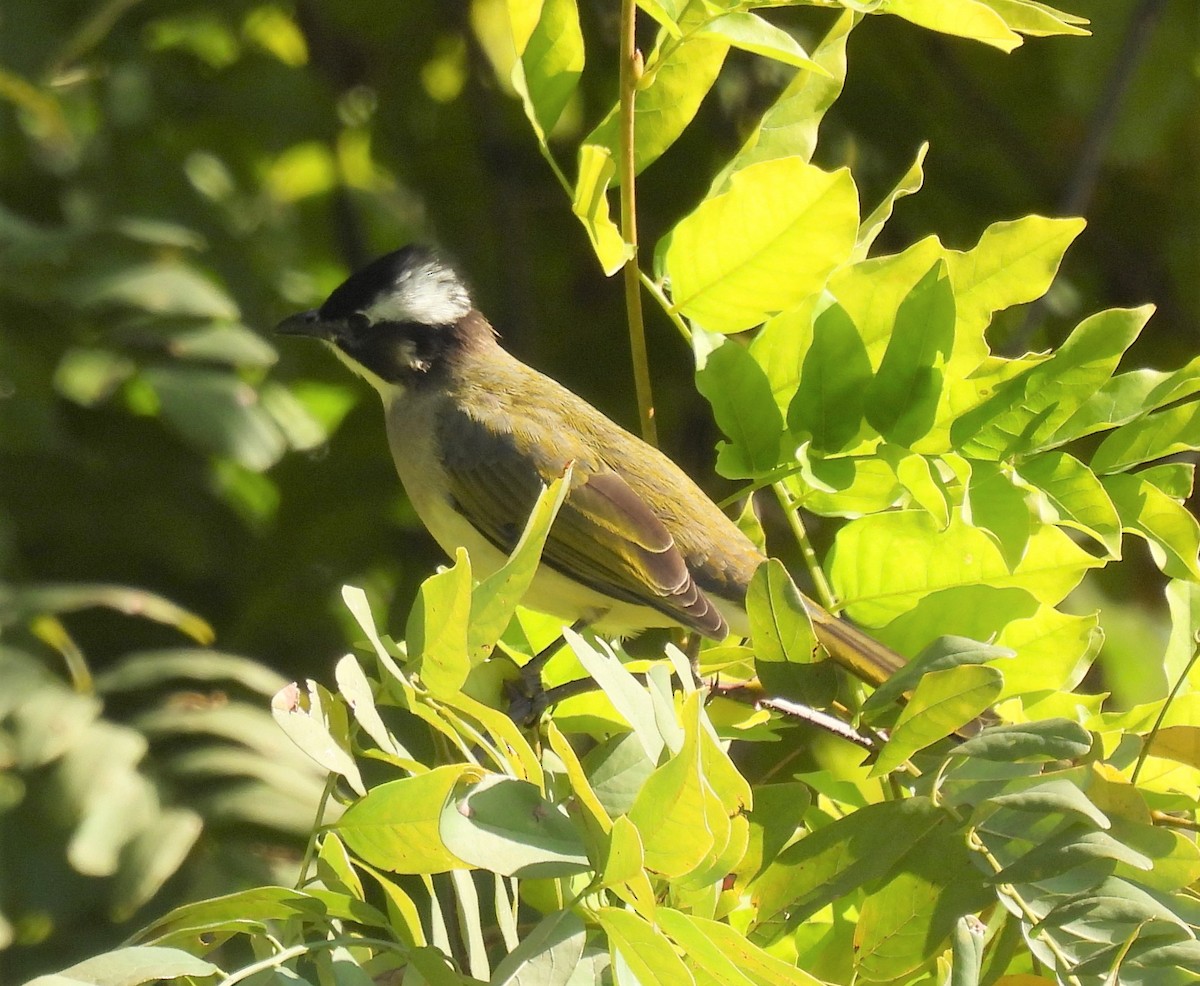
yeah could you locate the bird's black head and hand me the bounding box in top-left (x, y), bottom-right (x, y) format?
top-left (277, 245), bottom-right (479, 390)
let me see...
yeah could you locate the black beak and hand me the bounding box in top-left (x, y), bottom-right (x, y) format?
top-left (275, 309), bottom-right (326, 337)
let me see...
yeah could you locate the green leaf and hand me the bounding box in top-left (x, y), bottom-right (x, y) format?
top-left (587, 23), bottom-right (727, 178)
top-left (1092, 398), bottom-right (1200, 474)
top-left (0, 583), bottom-right (213, 644)
top-left (991, 826), bottom-right (1151, 885)
top-left (752, 797), bottom-right (943, 926)
top-left (490, 910), bottom-right (587, 986)
top-left (855, 141), bottom-right (929, 261)
top-left (980, 0), bottom-right (1091, 37)
top-left (854, 820), bottom-right (991, 983)
top-left (694, 335), bottom-right (784, 477)
top-left (1020, 451), bottom-right (1122, 555)
top-left (787, 301), bottom-right (872, 453)
top-left (626, 694), bottom-right (728, 879)
top-left (953, 719), bottom-right (1092, 762)
top-left (439, 774), bottom-right (590, 878)
top-left (865, 260), bottom-right (956, 446)
top-left (334, 654), bottom-right (415, 763)
top-left (470, 471), bottom-right (570, 662)
top-left (665, 157), bottom-right (858, 332)
top-left (110, 808), bottom-right (203, 921)
top-left (635, 0), bottom-right (684, 36)
top-left (870, 665), bottom-right (1003, 775)
top-left (829, 511), bottom-right (1102, 627)
top-left (598, 907), bottom-right (695, 986)
top-left (965, 459), bottom-right (1031, 566)
top-left (863, 634), bottom-right (1013, 715)
top-left (664, 910), bottom-right (826, 986)
top-left (271, 680), bottom-right (365, 795)
top-left (507, 0), bottom-right (584, 138)
top-left (572, 144), bottom-right (633, 275)
top-left (75, 261), bottom-right (239, 318)
top-left (988, 777), bottom-right (1111, 829)
top-left (565, 629), bottom-right (664, 763)
top-left (883, 0), bottom-right (1022, 51)
top-left (1046, 354), bottom-right (1200, 447)
top-left (25, 946), bottom-right (220, 986)
top-left (953, 306), bottom-right (1151, 459)
top-left (695, 13), bottom-right (825, 73)
top-left (713, 12), bottom-right (856, 185)
top-left (407, 547), bottom-right (472, 696)
top-left (946, 216), bottom-right (1085, 332)
top-left (1103, 473), bottom-right (1200, 580)
top-left (746, 560), bottom-right (817, 665)
top-left (993, 607), bottom-right (1102, 697)
top-left (336, 765), bottom-right (473, 873)
top-left (886, 450), bottom-right (951, 529)
top-left (141, 365), bottom-right (287, 471)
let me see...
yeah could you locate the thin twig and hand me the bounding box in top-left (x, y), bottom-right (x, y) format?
top-left (618, 0), bottom-right (657, 446)
top-left (1131, 640), bottom-right (1200, 785)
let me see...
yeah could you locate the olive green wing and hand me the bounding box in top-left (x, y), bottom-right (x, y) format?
top-left (436, 408), bottom-right (727, 637)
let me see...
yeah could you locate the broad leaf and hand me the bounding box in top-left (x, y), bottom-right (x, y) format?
top-left (745, 559), bottom-right (818, 665)
top-left (871, 665), bottom-right (1003, 775)
top-left (440, 774), bottom-right (590, 878)
top-left (714, 12), bottom-right (856, 186)
top-left (665, 156), bottom-right (858, 332)
top-left (864, 260), bottom-right (956, 447)
top-left (407, 548), bottom-right (472, 696)
top-left (695, 335), bottom-right (784, 477)
top-left (337, 765), bottom-right (475, 873)
top-left (507, 0), bottom-right (585, 139)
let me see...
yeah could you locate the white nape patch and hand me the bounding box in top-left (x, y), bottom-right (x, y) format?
top-left (364, 256), bottom-right (471, 326)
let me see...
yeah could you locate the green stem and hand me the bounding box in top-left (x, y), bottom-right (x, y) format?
top-left (1131, 640), bottom-right (1200, 785)
top-left (639, 271), bottom-right (690, 343)
top-left (218, 936), bottom-right (407, 986)
top-left (967, 830), bottom-right (1085, 986)
top-left (294, 772), bottom-right (338, 889)
top-left (772, 481), bottom-right (836, 611)
top-left (618, 0), bottom-right (656, 446)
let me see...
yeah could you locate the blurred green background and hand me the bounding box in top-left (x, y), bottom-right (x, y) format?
top-left (0, 0), bottom-right (1197, 977)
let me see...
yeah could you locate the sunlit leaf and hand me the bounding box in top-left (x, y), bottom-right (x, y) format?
top-left (787, 301), bottom-right (872, 454)
top-left (745, 559), bottom-right (818, 665)
top-left (587, 20), bottom-right (727, 177)
top-left (24, 947), bottom-right (219, 986)
top-left (953, 307), bottom-right (1151, 459)
top-left (696, 13), bottom-right (825, 73)
top-left (440, 774), bottom-right (590, 878)
top-left (714, 12), bottom-right (856, 186)
top-left (573, 144), bottom-right (632, 275)
top-left (883, 0), bottom-right (1022, 50)
top-left (507, 0), bottom-right (585, 138)
top-left (871, 665), bottom-right (1003, 775)
top-left (407, 548), bottom-right (472, 696)
top-left (337, 765), bottom-right (476, 873)
top-left (1103, 473), bottom-right (1200, 581)
top-left (1092, 398), bottom-right (1200, 475)
top-left (1020, 451), bottom-right (1121, 555)
top-left (598, 907), bottom-right (695, 986)
top-left (665, 156), bottom-right (858, 332)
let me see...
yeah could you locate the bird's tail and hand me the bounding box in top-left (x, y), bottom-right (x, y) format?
top-left (799, 593), bottom-right (907, 686)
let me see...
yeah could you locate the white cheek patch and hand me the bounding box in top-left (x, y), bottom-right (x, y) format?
top-left (364, 258), bottom-right (471, 325)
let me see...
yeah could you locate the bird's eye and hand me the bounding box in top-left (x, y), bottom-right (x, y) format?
top-left (349, 313), bottom-right (371, 333)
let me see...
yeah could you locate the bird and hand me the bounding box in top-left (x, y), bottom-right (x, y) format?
top-left (276, 245), bottom-right (908, 693)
